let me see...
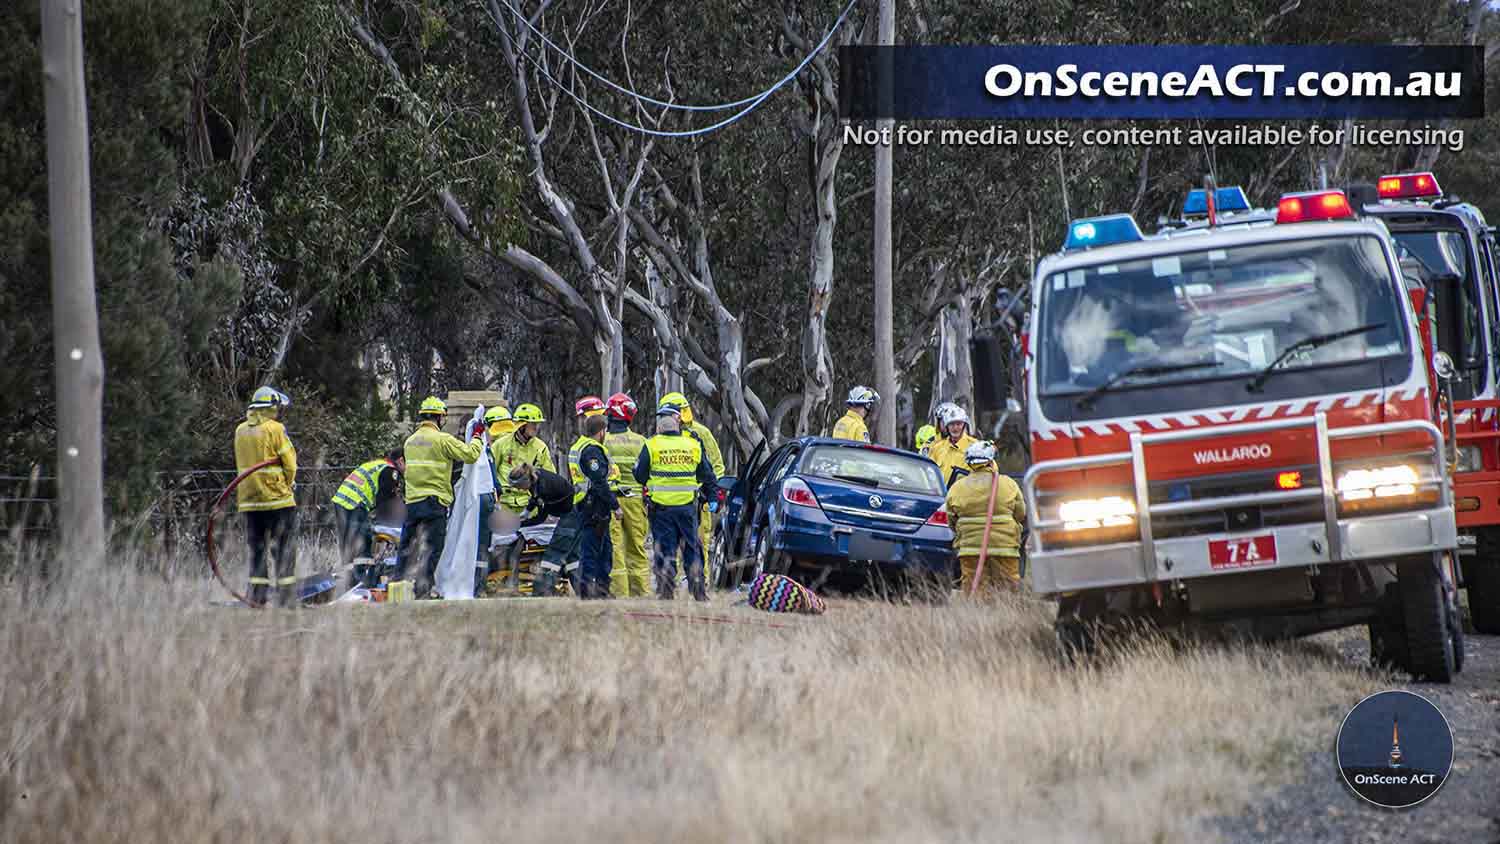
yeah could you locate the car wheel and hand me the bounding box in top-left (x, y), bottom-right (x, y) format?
top-left (1397, 555), bottom-right (1456, 683)
top-left (754, 532), bottom-right (788, 581)
top-left (709, 531), bottom-right (729, 590)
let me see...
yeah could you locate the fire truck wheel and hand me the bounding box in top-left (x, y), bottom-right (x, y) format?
top-left (1397, 556), bottom-right (1457, 683)
top-left (1368, 584), bottom-right (1408, 671)
top-left (1055, 593), bottom-right (1105, 663)
top-left (1466, 557), bottom-right (1500, 634)
top-left (1450, 599), bottom-right (1465, 674)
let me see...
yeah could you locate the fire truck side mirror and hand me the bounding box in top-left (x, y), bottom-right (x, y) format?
top-left (971, 332), bottom-right (1011, 414)
top-left (1433, 351), bottom-right (1458, 382)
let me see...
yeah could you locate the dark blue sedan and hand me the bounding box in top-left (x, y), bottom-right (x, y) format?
top-left (708, 437), bottom-right (958, 594)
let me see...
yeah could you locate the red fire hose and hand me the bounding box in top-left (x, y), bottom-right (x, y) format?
top-left (204, 457), bottom-right (280, 608)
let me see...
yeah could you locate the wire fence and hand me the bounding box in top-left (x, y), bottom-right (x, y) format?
top-left (0, 466), bottom-right (377, 551)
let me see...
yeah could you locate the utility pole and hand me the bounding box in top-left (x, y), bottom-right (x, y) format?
top-left (872, 0), bottom-right (896, 444)
top-left (42, 0), bottom-right (107, 572)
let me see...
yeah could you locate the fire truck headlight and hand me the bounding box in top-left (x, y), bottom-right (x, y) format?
top-left (1057, 496), bottom-right (1136, 529)
top-left (1456, 445), bottom-right (1483, 474)
top-left (1335, 464), bottom-right (1438, 514)
top-left (1043, 495), bottom-right (1139, 547)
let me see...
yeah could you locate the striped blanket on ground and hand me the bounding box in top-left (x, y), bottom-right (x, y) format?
top-left (746, 572), bottom-right (826, 615)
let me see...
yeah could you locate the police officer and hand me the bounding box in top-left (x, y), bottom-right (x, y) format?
top-left (395, 396), bottom-right (484, 596)
top-left (234, 386), bottom-right (299, 606)
top-left (574, 414), bottom-right (619, 599)
top-left (330, 447), bottom-right (405, 587)
top-left (634, 403), bottom-right (716, 601)
top-left (658, 392), bottom-right (724, 587)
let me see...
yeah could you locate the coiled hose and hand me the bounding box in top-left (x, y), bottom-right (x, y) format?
top-left (204, 457), bottom-right (280, 608)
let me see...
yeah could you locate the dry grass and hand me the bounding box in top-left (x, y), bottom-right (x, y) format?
top-left (1, 557), bottom-right (1385, 844)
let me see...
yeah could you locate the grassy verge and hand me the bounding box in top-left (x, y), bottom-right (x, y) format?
top-left (1, 565), bottom-right (1382, 842)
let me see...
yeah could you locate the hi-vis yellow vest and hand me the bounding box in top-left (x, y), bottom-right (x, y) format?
top-left (645, 433), bottom-right (703, 506)
top-left (568, 435), bottom-right (619, 505)
top-left (331, 458), bottom-right (389, 511)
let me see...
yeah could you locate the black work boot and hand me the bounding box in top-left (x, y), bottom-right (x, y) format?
top-left (249, 584), bottom-right (270, 607)
top-left (276, 584), bottom-right (298, 608)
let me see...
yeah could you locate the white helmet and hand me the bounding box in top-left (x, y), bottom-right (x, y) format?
top-left (846, 385), bottom-right (879, 406)
top-left (964, 440), bottom-right (996, 466)
top-left (937, 402), bottom-right (970, 431)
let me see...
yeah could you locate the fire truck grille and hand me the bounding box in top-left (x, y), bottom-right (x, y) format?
top-left (1148, 465), bottom-right (1324, 540)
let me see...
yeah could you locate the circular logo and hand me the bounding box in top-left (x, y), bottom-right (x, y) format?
top-left (1336, 690), bottom-right (1453, 808)
top-left (868, 494), bottom-right (883, 508)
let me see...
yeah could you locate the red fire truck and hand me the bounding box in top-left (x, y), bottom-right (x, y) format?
top-left (1021, 188), bottom-right (1465, 681)
top-left (1356, 172), bottom-right (1500, 634)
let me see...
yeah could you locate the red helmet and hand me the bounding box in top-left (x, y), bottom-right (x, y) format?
top-left (575, 395), bottom-right (606, 417)
top-left (606, 392), bottom-right (637, 422)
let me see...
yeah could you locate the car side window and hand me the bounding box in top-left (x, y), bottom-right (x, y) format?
top-left (751, 446), bottom-right (790, 497)
top-left (770, 447), bottom-right (801, 484)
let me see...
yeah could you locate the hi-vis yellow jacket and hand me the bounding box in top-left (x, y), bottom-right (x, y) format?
top-left (929, 433), bottom-right (978, 489)
top-left (403, 421), bottom-right (483, 507)
top-left (831, 410), bottom-right (869, 443)
top-left (494, 432), bottom-right (556, 512)
top-left (234, 409), bottom-right (297, 511)
top-left (944, 464), bottom-right (1025, 558)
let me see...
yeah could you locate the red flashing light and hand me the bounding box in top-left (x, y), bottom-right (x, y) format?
top-left (1276, 191), bottom-right (1354, 224)
top-left (925, 506), bottom-right (950, 528)
top-left (782, 477), bottom-right (819, 507)
top-left (1276, 471), bottom-right (1303, 490)
top-left (1376, 171), bottom-right (1441, 200)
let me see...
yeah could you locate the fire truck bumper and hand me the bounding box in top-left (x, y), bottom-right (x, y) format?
top-left (1027, 505), bottom-right (1457, 595)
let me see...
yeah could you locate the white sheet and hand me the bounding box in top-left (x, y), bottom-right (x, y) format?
top-left (434, 405), bottom-right (492, 599)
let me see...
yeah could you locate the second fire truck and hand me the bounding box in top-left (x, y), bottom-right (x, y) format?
top-left (1021, 187), bottom-right (1465, 681)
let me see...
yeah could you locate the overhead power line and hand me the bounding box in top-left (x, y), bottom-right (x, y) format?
top-left (490, 0), bottom-right (860, 138)
top-left (495, 0), bottom-right (859, 113)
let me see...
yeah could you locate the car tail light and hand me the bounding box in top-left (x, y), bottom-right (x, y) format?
top-left (782, 477), bottom-right (819, 507)
top-left (925, 506), bottom-right (950, 527)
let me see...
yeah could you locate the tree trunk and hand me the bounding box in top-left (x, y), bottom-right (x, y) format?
top-left (42, 0), bottom-right (107, 570)
top-left (931, 293), bottom-right (975, 419)
top-left (871, 0), bottom-right (897, 445)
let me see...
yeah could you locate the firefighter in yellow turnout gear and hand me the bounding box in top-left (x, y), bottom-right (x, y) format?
top-left (928, 402), bottom-right (978, 488)
top-left (493, 403), bottom-right (555, 518)
top-left (234, 386), bottom-right (299, 606)
top-left (831, 385), bottom-right (879, 443)
top-left (944, 440), bottom-right (1025, 596)
top-left (395, 397), bottom-right (484, 595)
top-left (604, 392), bottom-right (650, 596)
top-left (659, 392), bottom-right (724, 587)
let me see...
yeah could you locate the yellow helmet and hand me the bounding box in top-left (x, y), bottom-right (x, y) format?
top-left (419, 396), bottom-right (447, 416)
top-left (660, 392), bottom-right (692, 424)
top-left (483, 405), bottom-right (512, 423)
top-left (915, 424), bottom-right (938, 451)
top-left (514, 403), bottom-right (546, 423)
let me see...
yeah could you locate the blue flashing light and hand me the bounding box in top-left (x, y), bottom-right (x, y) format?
top-left (1183, 186), bottom-right (1251, 216)
top-left (1064, 214), bottom-right (1144, 251)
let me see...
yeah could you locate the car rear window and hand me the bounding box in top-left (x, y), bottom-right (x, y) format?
top-left (800, 445), bottom-right (944, 495)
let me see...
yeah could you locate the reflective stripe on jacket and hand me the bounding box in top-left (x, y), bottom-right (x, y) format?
top-left (641, 433), bottom-right (706, 506)
top-left (604, 429), bottom-right (648, 491)
top-left (929, 433), bottom-right (978, 489)
top-left (831, 411), bottom-right (869, 443)
top-left (331, 458), bottom-right (390, 511)
top-left (944, 465), bottom-right (1025, 558)
top-left (494, 432), bottom-right (555, 511)
top-left (234, 409), bottom-right (297, 511)
top-left (403, 421), bottom-right (483, 508)
top-left (567, 435), bottom-right (619, 504)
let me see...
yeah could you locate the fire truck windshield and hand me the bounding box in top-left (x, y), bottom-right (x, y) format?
top-left (1037, 235), bottom-right (1407, 400)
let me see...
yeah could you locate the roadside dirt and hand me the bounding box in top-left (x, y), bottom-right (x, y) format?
top-left (1216, 631), bottom-right (1500, 844)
